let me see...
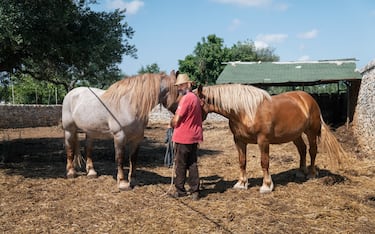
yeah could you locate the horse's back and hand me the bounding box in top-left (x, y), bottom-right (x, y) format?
top-left (280, 91), bottom-right (321, 124)
top-left (275, 91), bottom-right (320, 126)
top-left (255, 91), bottom-right (321, 143)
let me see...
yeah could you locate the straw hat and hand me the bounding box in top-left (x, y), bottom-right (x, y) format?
top-left (175, 73), bottom-right (192, 86)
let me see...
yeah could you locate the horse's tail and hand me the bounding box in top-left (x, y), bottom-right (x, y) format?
top-left (319, 115), bottom-right (350, 170)
top-left (73, 152), bottom-right (85, 170)
top-left (72, 130), bottom-right (85, 170)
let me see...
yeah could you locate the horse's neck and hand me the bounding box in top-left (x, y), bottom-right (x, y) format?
top-left (209, 104), bottom-right (232, 119)
top-left (120, 91), bottom-right (160, 121)
top-left (208, 102), bottom-right (252, 125)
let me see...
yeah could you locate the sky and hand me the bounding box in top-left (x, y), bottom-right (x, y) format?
top-left (92, 0), bottom-right (375, 76)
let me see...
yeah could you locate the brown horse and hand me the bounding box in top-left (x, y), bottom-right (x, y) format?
top-left (196, 84), bottom-right (346, 193)
top-left (62, 71), bottom-right (179, 190)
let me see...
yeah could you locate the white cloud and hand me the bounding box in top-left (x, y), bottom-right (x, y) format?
top-left (254, 40), bottom-right (269, 49)
top-left (106, 0), bottom-right (144, 15)
top-left (297, 29), bottom-right (318, 39)
top-left (274, 3), bottom-right (289, 11)
top-left (228, 18), bottom-right (241, 31)
top-left (213, 0), bottom-right (272, 7)
top-left (213, 0), bottom-right (288, 10)
top-left (298, 55), bottom-right (310, 61)
top-left (254, 33), bottom-right (287, 49)
top-left (256, 33), bottom-right (288, 43)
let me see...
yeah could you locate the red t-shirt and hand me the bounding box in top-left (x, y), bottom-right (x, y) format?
top-left (172, 92), bottom-right (203, 144)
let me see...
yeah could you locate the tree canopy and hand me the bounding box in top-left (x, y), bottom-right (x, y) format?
top-left (0, 0), bottom-right (137, 91)
top-left (137, 63), bottom-right (161, 74)
top-left (178, 35), bottom-right (279, 84)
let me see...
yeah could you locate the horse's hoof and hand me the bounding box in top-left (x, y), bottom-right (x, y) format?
top-left (233, 181), bottom-right (248, 190)
top-left (259, 181), bottom-right (274, 194)
top-left (306, 166), bottom-right (319, 179)
top-left (118, 181), bottom-right (132, 191)
top-left (87, 169), bottom-right (98, 178)
top-left (66, 170), bottom-right (77, 179)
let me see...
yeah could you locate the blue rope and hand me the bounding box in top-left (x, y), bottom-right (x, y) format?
top-left (164, 128), bottom-right (174, 167)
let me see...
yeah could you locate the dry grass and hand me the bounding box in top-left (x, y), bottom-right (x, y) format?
top-left (0, 121), bottom-right (374, 233)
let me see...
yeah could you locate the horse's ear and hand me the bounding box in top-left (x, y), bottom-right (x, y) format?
top-left (198, 84), bottom-right (203, 94)
top-left (170, 70), bottom-right (175, 77)
top-left (175, 70), bottom-right (180, 78)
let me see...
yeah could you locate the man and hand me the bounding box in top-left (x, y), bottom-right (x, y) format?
top-left (170, 73), bottom-right (203, 200)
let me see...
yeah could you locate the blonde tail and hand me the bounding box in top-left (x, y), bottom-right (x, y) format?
top-left (72, 132), bottom-right (85, 170)
top-left (73, 152), bottom-right (85, 170)
top-left (320, 116), bottom-right (350, 170)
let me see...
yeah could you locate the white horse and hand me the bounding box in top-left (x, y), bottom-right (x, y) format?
top-left (62, 71), bottom-right (179, 190)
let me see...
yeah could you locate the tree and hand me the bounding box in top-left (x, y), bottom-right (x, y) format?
top-left (228, 40), bottom-right (279, 62)
top-left (179, 34), bottom-right (227, 85)
top-left (178, 36), bottom-right (279, 85)
top-left (0, 74), bottom-right (66, 104)
top-left (138, 63), bottom-right (161, 74)
top-left (0, 0), bottom-right (137, 91)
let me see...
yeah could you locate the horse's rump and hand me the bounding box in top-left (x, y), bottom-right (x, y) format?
top-left (268, 91), bottom-right (322, 138)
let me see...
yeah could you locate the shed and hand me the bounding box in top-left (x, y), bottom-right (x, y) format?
top-left (216, 58), bottom-right (362, 125)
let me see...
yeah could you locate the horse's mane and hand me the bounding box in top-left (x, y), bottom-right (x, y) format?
top-left (204, 84), bottom-right (271, 122)
top-left (101, 73), bottom-right (165, 119)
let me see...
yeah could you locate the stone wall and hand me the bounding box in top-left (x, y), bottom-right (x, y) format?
top-left (353, 60), bottom-right (375, 154)
top-left (0, 104), bottom-right (62, 129)
top-left (0, 104), bottom-right (226, 129)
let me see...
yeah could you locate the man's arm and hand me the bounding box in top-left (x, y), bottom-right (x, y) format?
top-left (170, 114), bottom-right (181, 128)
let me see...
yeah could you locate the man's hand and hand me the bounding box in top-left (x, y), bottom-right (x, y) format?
top-left (170, 114), bottom-right (181, 128)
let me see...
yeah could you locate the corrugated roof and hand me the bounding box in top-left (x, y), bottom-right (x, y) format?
top-left (217, 59), bottom-right (362, 85)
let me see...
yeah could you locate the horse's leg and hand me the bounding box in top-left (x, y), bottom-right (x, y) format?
top-left (65, 129), bottom-right (77, 178)
top-left (85, 136), bottom-right (97, 178)
top-left (233, 139), bottom-right (248, 189)
top-left (113, 131), bottom-right (129, 190)
top-left (258, 136), bottom-right (274, 193)
top-left (293, 136), bottom-right (308, 178)
top-left (127, 140), bottom-right (141, 188)
top-left (306, 132), bottom-right (318, 179)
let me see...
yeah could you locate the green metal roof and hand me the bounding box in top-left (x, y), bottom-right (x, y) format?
top-left (216, 59), bottom-right (362, 85)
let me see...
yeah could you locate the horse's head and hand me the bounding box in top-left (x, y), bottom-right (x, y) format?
top-left (159, 70), bottom-right (179, 113)
top-left (194, 85), bottom-right (209, 121)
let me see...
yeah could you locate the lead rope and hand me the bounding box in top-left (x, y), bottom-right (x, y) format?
top-left (164, 128), bottom-right (174, 166)
top-left (160, 128), bottom-right (175, 197)
top-left (87, 87), bottom-right (122, 128)
top-left (160, 161), bottom-right (175, 197)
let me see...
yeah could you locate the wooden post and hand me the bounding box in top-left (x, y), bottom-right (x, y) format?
top-left (346, 81), bottom-right (350, 129)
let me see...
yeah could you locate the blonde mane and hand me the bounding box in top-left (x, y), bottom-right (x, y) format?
top-left (101, 73), bottom-right (165, 120)
top-left (204, 84), bottom-right (271, 122)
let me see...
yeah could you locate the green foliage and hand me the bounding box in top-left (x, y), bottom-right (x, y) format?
top-left (228, 40), bottom-right (279, 62)
top-left (179, 35), bottom-right (227, 85)
top-left (138, 63), bottom-right (161, 74)
top-left (178, 35), bottom-right (279, 84)
top-left (0, 0), bottom-right (137, 91)
top-left (0, 74), bottom-right (66, 104)
top-left (263, 82), bottom-right (347, 95)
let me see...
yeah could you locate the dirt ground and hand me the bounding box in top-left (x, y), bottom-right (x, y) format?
top-left (0, 120), bottom-right (374, 233)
